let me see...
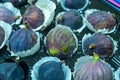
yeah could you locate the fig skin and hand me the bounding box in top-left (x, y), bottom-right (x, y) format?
top-left (87, 11), bottom-right (117, 31)
top-left (23, 5), bottom-right (44, 29)
top-left (82, 33), bottom-right (115, 58)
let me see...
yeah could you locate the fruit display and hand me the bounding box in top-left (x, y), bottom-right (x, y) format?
top-left (0, 0), bottom-right (119, 80)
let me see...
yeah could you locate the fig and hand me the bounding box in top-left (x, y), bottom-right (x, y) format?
top-left (8, 24), bottom-right (40, 57)
top-left (82, 33), bottom-right (117, 58)
top-left (0, 2), bottom-right (22, 25)
top-left (35, 0), bottom-right (56, 31)
top-left (45, 25), bottom-right (78, 59)
top-left (0, 62), bottom-right (24, 80)
top-left (23, 5), bottom-right (44, 30)
top-left (74, 55), bottom-right (94, 70)
top-left (1, 0), bottom-right (27, 7)
top-left (0, 21), bottom-right (12, 49)
top-left (56, 10), bottom-right (84, 31)
top-left (0, 59), bottom-right (29, 80)
top-left (31, 57), bottom-right (71, 80)
top-left (38, 61), bottom-right (65, 80)
top-left (73, 53), bottom-right (114, 80)
top-left (60, 0), bottom-right (89, 11)
top-left (85, 9), bottom-right (117, 34)
top-left (23, 0), bottom-right (56, 31)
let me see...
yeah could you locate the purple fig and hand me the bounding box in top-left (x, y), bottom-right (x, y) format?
top-left (60, 0), bottom-right (89, 11)
top-left (0, 7), bottom-right (19, 24)
top-left (8, 26), bottom-right (40, 57)
top-left (2, 0), bottom-right (27, 7)
top-left (85, 9), bottom-right (117, 34)
top-left (56, 10), bottom-right (83, 30)
top-left (82, 33), bottom-right (117, 58)
top-left (31, 57), bottom-right (71, 80)
top-left (45, 25), bottom-right (78, 59)
top-left (23, 5), bottom-right (44, 29)
top-left (0, 62), bottom-right (25, 80)
top-left (74, 54), bottom-right (114, 80)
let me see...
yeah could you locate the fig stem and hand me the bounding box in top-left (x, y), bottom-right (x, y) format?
top-left (25, 22), bottom-right (30, 29)
top-left (62, 46), bottom-right (68, 54)
top-left (59, 16), bottom-right (64, 22)
top-left (93, 52), bottom-right (100, 61)
top-left (89, 43), bottom-right (95, 49)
